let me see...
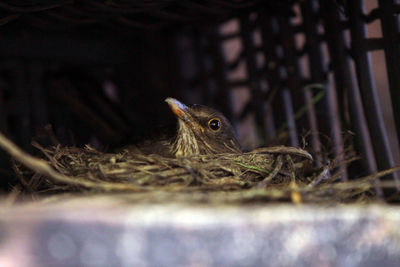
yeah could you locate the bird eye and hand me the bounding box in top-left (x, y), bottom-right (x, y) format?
top-left (208, 118), bottom-right (221, 131)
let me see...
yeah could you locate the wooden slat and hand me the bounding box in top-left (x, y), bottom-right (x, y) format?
top-left (239, 15), bottom-right (268, 144)
top-left (378, 0), bottom-right (400, 148)
top-left (259, 13), bottom-right (285, 143)
top-left (348, 0), bottom-right (398, 190)
top-left (318, 0), bottom-right (353, 180)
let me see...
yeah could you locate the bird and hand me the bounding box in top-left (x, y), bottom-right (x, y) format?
top-left (133, 97), bottom-right (242, 157)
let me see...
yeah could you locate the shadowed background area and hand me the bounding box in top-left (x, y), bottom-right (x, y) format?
top-left (0, 0), bottom-right (400, 194)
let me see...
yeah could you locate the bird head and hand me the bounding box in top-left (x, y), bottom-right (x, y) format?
top-left (165, 97), bottom-right (241, 156)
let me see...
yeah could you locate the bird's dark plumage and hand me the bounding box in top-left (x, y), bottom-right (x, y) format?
top-left (134, 98), bottom-right (241, 157)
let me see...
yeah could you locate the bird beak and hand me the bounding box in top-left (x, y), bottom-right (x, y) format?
top-left (165, 97), bottom-right (206, 133)
top-left (165, 97), bottom-right (191, 121)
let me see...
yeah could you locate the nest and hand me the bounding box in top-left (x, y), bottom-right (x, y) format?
top-left (1, 132), bottom-right (399, 204)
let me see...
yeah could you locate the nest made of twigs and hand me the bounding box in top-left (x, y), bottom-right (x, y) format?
top-left (1, 132), bottom-right (399, 204)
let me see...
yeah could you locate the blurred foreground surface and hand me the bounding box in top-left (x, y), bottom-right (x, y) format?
top-left (0, 195), bottom-right (400, 267)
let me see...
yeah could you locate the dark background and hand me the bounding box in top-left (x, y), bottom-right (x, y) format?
top-left (1, 0), bottom-right (400, 192)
